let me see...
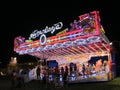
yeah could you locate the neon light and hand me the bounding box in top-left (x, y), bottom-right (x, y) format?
top-left (14, 11), bottom-right (111, 57)
top-left (29, 22), bottom-right (63, 40)
top-left (39, 34), bottom-right (47, 45)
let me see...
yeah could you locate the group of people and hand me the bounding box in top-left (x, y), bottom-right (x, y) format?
top-left (10, 58), bottom-right (112, 88)
top-left (11, 69), bottom-right (25, 88)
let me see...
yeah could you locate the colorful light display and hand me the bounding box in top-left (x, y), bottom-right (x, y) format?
top-left (14, 10), bottom-right (111, 63)
top-left (14, 11), bottom-right (114, 83)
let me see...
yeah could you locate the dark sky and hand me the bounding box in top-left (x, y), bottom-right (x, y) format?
top-left (0, 1), bottom-right (119, 64)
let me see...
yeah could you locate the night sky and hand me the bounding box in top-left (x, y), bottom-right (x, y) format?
top-left (0, 1), bottom-right (119, 65)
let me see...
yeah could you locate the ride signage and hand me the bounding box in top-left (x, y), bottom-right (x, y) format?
top-left (29, 22), bottom-right (63, 45)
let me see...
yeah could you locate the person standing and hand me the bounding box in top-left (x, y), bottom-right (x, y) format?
top-left (82, 64), bottom-right (86, 78)
top-left (36, 66), bottom-right (41, 79)
top-left (11, 70), bottom-right (17, 88)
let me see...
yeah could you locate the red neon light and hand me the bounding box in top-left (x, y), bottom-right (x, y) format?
top-left (15, 11), bottom-right (103, 51)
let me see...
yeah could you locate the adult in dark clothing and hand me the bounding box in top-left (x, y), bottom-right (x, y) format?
top-left (11, 70), bottom-right (17, 88)
top-left (63, 66), bottom-right (68, 84)
top-left (74, 64), bottom-right (77, 72)
top-left (17, 69), bottom-right (25, 88)
top-left (36, 66), bottom-right (41, 79)
top-left (61, 67), bottom-right (64, 75)
top-left (82, 64), bottom-right (86, 78)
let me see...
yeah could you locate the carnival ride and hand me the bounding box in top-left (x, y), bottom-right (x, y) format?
top-left (14, 11), bottom-right (114, 83)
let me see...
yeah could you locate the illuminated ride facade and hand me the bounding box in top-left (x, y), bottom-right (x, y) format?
top-left (14, 11), bottom-right (115, 83)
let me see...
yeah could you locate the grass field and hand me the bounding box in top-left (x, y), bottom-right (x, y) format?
top-left (66, 77), bottom-right (120, 90)
top-left (0, 76), bottom-right (120, 90)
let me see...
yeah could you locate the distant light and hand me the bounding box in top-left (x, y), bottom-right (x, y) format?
top-left (10, 57), bottom-right (17, 64)
top-left (110, 42), bottom-right (112, 45)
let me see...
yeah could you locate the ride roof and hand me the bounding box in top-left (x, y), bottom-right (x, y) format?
top-left (14, 11), bottom-right (111, 59)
